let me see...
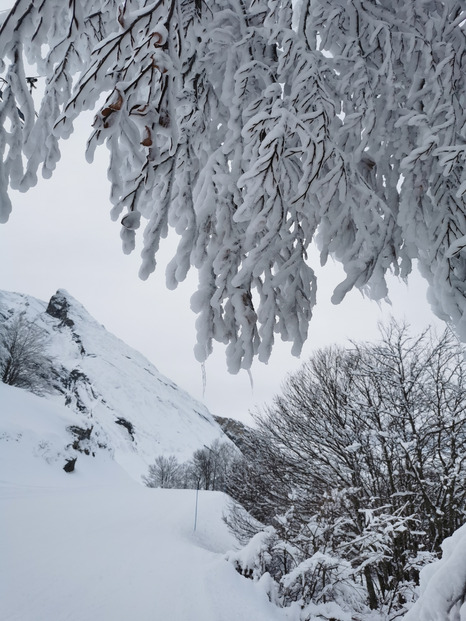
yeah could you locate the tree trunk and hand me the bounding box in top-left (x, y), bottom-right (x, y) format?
top-left (364, 566), bottom-right (378, 610)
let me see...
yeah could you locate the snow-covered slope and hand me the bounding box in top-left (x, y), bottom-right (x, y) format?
top-left (0, 383), bottom-right (289, 621)
top-left (0, 289), bottom-right (226, 480)
top-left (0, 382), bottom-right (130, 488)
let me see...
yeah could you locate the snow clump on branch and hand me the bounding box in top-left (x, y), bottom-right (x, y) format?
top-left (0, 1), bottom-right (465, 372)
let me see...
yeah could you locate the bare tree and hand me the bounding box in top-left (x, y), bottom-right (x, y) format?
top-left (190, 440), bottom-right (237, 491)
top-left (226, 322), bottom-right (466, 612)
top-left (0, 314), bottom-right (54, 394)
top-left (142, 455), bottom-right (181, 488)
top-left (143, 442), bottom-right (236, 490)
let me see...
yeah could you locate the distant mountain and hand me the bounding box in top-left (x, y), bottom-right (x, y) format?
top-left (0, 289), bottom-right (227, 481)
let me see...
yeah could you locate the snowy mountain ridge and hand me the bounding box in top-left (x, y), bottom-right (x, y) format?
top-left (0, 288), bottom-right (226, 481)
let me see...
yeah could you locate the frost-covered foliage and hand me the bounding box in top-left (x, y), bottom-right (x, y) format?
top-left (225, 323), bottom-right (466, 615)
top-left (226, 523), bottom-right (368, 619)
top-left (1, 1), bottom-right (466, 370)
top-left (280, 551), bottom-right (366, 611)
top-left (226, 526), bottom-right (286, 581)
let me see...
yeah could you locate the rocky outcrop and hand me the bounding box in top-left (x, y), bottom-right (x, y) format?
top-left (0, 288), bottom-right (227, 481)
top-left (46, 290), bottom-right (75, 327)
top-left (46, 290), bottom-right (86, 355)
top-left (213, 415), bottom-right (256, 454)
top-left (63, 457), bottom-right (77, 472)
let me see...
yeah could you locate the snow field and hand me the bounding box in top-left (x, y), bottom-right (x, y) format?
top-left (2, 484), bottom-right (292, 621)
top-left (1, 382), bottom-right (289, 621)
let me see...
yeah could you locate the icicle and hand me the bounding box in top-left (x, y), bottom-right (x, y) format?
top-left (201, 362), bottom-right (206, 398)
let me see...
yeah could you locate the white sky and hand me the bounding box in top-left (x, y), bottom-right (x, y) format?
top-left (0, 3), bottom-right (444, 423)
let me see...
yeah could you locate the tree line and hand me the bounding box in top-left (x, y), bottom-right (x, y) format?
top-left (142, 439), bottom-right (237, 492)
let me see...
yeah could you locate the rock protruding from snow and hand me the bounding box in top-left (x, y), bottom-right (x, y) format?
top-left (213, 415), bottom-right (256, 453)
top-left (46, 289), bottom-right (75, 327)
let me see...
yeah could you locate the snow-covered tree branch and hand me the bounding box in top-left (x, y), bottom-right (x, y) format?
top-left (0, 1), bottom-right (465, 370)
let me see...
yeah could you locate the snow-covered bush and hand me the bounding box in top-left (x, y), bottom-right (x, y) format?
top-left (225, 527), bottom-right (369, 618)
top-left (225, 323), bottom-right (466, 615)
top-left (226, 526), bottom-right (295, 582)
top-left (404, 524), bottom-right (466, 621)
top-left (280, 552), bottom-right (366, 612)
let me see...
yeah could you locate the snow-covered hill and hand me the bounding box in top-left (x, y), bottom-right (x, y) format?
top-left (0, 291), bottom-right (287, 620)
top-left (0, 289), bottom-right (226, 480)
top-left (0, 381), bottom-right (289, 621)
top-left (2, 291), bottom-right (464, 621)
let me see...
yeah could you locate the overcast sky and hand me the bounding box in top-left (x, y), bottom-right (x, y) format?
top-left (0, 3), bottom-right (444, 422)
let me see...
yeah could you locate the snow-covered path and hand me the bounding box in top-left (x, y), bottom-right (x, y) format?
top-left (2, 482), bottom-right (288, 621)
top-left (0, 378), bottom-right (289, 620)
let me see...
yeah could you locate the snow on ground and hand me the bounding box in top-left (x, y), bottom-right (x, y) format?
top-left (1, 383), bottom-right (291, 621)
top-left (4, 309), bottom-right (463, 621)
top-left (3, 485), bottom-right (293, 621)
